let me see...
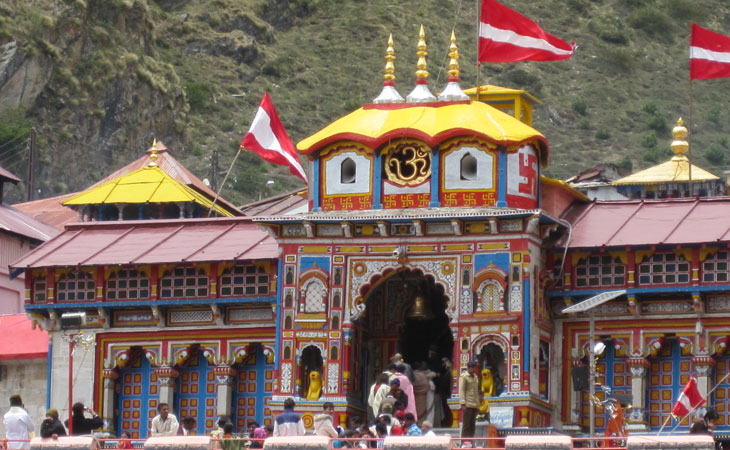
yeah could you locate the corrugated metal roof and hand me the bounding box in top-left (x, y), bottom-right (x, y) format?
top-left (0, 204), bottom-right (60, 242)
top-left (239, 189), bottom-right (309, 216)
top-left (14, 194), bottom-right (82, 230)
top-left (560, 197), bottom-right (730, 248)
top-left (0, 314), bottom-right (47, 361)
top-left (10, 217), bottom-right (277, 270)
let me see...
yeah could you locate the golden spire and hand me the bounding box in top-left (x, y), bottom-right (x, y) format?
top-left (384, 33), bottom-right (396, 83)
top-left (373, 33), bottom-right (404, 104)
top-left (448, 30), bottom-right (460, 81)
top-left (670, 117), bottom-right (689, 158)
top-left (437, 30), bottom-right (469, 102)
top-left (415, 25), bottom-right (429, 81)
top-left (149, 140), bottom-right (159, 167)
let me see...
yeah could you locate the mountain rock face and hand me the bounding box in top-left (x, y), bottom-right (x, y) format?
top-left (2, 0), bottom-right (730, 205)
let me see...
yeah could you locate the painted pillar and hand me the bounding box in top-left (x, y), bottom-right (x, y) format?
top-left (627, 358), bottom-right (650, 431)
top-left (102, 369), bottom-right (119, 433)
top-left (154, 366), bottom-right (179, 407)
top-left (692, 356), bottom-right (716, 400)
top-left (214, 366), bottom-right (236, 418)
top-left (627, 248), bottom-right (636, 289)
top-left (343, 326), bottom-right (353, 394)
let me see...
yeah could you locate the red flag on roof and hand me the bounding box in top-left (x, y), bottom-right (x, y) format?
top-left (690, 23), bottom-right (730, 80)
top-left (479, 0), bottom-right (576, 62)
top-left (241, 92), bottom-right (308, 184)
top-left (671, 378), bottom-right (705, 418)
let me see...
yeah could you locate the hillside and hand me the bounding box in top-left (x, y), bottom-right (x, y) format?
top-left (2, 0), bottom-right (730, 205)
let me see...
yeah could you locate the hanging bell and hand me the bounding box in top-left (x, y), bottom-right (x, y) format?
top-left (407, 295), bottom-right (431, 320)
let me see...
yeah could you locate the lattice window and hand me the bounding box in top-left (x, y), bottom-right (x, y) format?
top-left (703, 251), bottom-right (730, 283)
top-left (160, 267), bottom-right (208, 299)
top-left (303, 279), bottom-right (327, 313)
top-left (477, 279), bottom-right (504, 313)
top-left (33, 277), bottom-right (47, 302)
top-left (638, 253), bottom-right (690, 285)
top-left (57, 271), bottom-right (96, 301)
top-left (107, 269), bottom-right (150, 300)
top-left (575, 255), bottom-right (626, 288)
top-left (220, 265), bottom-right (269, 297)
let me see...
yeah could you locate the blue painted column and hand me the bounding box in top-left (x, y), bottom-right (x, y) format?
top-left (497, 148), bottom-right (507, 207)
top-left (373, 152), bottom-right (383, 209)
top-left (430, 147), bottom-right (440, 208)
top-left (311, 159), bottom-right (321, 211)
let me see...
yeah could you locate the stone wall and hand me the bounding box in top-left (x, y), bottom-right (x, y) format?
top-left (0, 358), bottom-right (47, 437)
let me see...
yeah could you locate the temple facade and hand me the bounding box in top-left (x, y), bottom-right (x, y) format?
top-left (10, 28), bottom-right (730, 440)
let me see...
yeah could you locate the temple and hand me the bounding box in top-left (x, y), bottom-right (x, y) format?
top-left (9, 27), bottom-right (730, 440)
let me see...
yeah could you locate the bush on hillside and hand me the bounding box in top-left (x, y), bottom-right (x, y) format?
top-left (631, 8), bottom-right (673, 41)
top-left (589, 16), bottom-right (629, 45)
top-left (705, 139), bottom-right (727, 166)
top-left (572, 98), bottom-right (588, 116)
top-left (184, 82), bottom-right (211, 112)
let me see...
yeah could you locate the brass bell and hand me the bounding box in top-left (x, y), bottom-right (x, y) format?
top-left (407, 295), bottom-right (431, 320)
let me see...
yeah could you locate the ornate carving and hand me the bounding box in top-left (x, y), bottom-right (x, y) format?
top-left (641, 301), bottom-right (693, 314)
top-left (281, 363), bottom-right (292, 392)
top-left (627, 358), bottom-right (649, 377)
top-left (328, 363), bottom-right (339, 394)
top-left (460, 288), bottom-right (473, 315)
top-left (509, 285), bottom-right (522, 312)
top-left (383, 140), bottom-right (431, 186)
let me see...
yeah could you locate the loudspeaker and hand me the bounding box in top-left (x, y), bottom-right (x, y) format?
top-left (571, 366), bottom-right (588, 391)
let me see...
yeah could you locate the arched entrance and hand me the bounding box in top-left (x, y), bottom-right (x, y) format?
top-left (355, 268), bottom-right (454, 425)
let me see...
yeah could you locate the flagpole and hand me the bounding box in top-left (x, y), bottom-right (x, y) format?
top-left (688, 77), bottom-right (694, 197)
top-left (476, 0), bottom-right (481, 101)
top-left (207, 149), bottom-right (242, 217)
top-left (666, 371), bottom-right (730, 434)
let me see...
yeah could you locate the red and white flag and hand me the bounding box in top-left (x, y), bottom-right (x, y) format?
top-left (690, 23), bottom-right (730, 80)
top-left (479, 0), bottom-right (576, 62)
top-left (241, 92), bottom-right (308, 184)
top-left (671, 378), bottom-right (705, 417)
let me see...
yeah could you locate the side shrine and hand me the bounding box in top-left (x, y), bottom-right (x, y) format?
top-left (9, 28), bottom-right (730, 439)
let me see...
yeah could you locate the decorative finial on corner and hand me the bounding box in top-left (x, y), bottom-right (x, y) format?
top-left (415, 25), bottom-right (429, 81)
top-left (373, 33), bottom-right (405, 104)
top-left (406, 25), bottom-right (436, 103)
top-left (149, 142), bottom-right (159, 167)
top-left (670, 117), bottom-right (689, 157)
top-left (438, 30), bottom-right (469, 101)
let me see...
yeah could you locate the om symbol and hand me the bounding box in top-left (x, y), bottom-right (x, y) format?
top-left (384, 141), bottom-right (431, 186)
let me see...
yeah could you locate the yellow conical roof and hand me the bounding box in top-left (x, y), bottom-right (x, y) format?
top-left (63, 164), bottom-right (233, 216)
top-left (611, 156), bottom-right (719, 185)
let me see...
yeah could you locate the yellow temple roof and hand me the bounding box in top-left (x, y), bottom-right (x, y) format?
top-left (463, 84), bottom-right (543, 105)
top-left (612, 155), bottom-right (719, 185)
top-left (63, 164), bottom-right (233, 217)
top-left (613, 118), bottom-right (719, 186)
top-left (297, 100), bottom-right (549, 166)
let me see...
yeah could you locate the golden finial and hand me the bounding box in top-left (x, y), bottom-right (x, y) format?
top-left (671, 117), bottom-right (689, 156)
top-left (384, 33), bottom-right (396, 83)
top-left (149, 140), bottom-right (158, 167)
top-left (374, 33), bottom-right (405, 104)
top-left (415, 24), bottom-right (429, 81)
top-left (448, 30), bottom-right (460, 81)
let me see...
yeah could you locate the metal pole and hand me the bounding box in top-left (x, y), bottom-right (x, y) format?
top-left (68, 338), bottom-right (74, 435)
top-left (589, 311), bottom-right (595, 445)
top-left (476, 0), bottom-right (481, 101)
top-left (27, 128), bottom-right (35, 201)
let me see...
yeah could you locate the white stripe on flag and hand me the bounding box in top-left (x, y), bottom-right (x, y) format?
top-left (479, 22), bottom-right (573, 56)
top-left (249, 107), bottom-right (307, 180)
top-left (690, 46), bottom-right (730, 63)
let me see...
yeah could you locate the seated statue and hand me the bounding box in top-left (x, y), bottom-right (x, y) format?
top-left (307, 370), bottom-right (322, 400)
top-left (479, 368), bottom-right (495, 415)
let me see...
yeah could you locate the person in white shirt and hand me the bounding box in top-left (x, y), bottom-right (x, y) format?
top-left (150, 403), bottom-right (179, 436)
top-left (421, 420), bottom-right (436, 437)
top-left (3, 395), bottom-right (34, 449)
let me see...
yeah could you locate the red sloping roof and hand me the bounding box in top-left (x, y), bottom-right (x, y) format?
top-left (561, 197), bottom-right (730, 248)
top-left (239, 189), bottom-right (309, 216)
top-left (0, 314), bottom-right (48, 361)
top-left (10, 217), bottom-right (278, 270)
top-left (14, 193), bottom-right (80, 230)
top-left (0, 204), bottom-right (60, 242)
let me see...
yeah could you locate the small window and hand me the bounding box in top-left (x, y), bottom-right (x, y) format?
top-left (460, 153), bottom-right (478, 181)
top-left (57, 271), bottom-right (95, 302)
top-left (341, 158), bottom-right (356, 184)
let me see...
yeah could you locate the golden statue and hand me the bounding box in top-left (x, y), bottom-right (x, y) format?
top-left (306, 370), bottom-right (322, 400)
top-left (479, 368), bottom-right (495, 414)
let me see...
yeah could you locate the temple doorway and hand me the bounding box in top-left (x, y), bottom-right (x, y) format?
top-left (355, 268), bottom-right (454, 425)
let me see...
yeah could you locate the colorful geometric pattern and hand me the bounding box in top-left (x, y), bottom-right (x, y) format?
top-left (713, 356), bottom-right (730, 427)
top-left (233, 345), bottom-right (275, 430)
top-left (647, 341), bottom-right (692, 429)
top-left (176, 352), bottom-right (217, 435)
top-left (118, 356), bottom-right (157, 438)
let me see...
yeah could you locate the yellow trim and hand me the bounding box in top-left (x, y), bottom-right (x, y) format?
top-left (571, 251), bottom-right (591, 266)
top-left (335, 246), bottom-right (365, 253)
top-left (608, 251), bottom-right (628, 265)
top-left (408, 245), bottom-right (437, 252)
top-left (700, 247), bottom-right (719, 262)
top-left (478, 243), bottom-right (509, 250)
top-left (443, 244), bottom-right (472, 251)
top-left (299, 246), bottom-right (331, 254)
top-left (635, 250), bottom-right (653, 264)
